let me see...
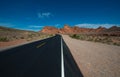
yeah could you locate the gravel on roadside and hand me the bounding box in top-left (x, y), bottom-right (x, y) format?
top-left (62, 35), bottom-right (120, 77)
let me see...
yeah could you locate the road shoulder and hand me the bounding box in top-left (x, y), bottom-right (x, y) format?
top-left (62, 35), bottom-right (120, 77)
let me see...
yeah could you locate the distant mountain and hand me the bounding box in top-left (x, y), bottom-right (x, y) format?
top-left (95, 26), bottom-right (106, 32)
top-left (40, 24), bottom-right (110, 34)
top-left (106, 26), bottom-right (120, 32)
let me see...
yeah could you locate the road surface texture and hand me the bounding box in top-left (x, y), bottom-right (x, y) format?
top-left (0, 35), bottom-right (83, 77)
top-left (62, 35), bottom-right (120, 77)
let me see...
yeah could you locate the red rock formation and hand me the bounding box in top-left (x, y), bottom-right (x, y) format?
top-left (60, 24), bottom-right (73, 34)
top-left (40, 26), bottom-right (59, 34)
top-left (40, 25), bottom-right (120, 36)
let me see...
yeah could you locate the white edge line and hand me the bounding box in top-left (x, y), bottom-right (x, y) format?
top-left (61, 37), bottom-right (65, 77)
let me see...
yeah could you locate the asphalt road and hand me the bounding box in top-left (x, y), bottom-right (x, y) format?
top-left (0, 35), bottom-right (83, 77)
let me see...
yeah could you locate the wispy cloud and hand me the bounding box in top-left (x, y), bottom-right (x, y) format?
top-left (0, 23), bottom-right (43, 31)
top-left (27, 25), bottom-right (44, 31)
top-left (38, 12), bottom-right (52, 18)
top-left (55, 24), bottom-right (60, 27)
top-left (75, 23), bottom-right (120, 28)
top-left (54, 24), bottom-right (63, 28)
top-left (29, 25), bottom-right (44, 28)
top-left (24, 29), bottom-right (40, 32)
top-left (16, 28), bottom-right (40, 32)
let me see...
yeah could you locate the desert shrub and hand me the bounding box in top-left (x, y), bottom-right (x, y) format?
top-left (79, 35), bottom-right (86, 40)
top-left (105, 38), bottom-right (112, 43)
top-left (50, 34), bottom-right (54, 37)
top-left (20, 36), bottom-right (24, 39)
top-left (70, 34), bottom-right (120, 46)
top-left (113, 43), bottom-right (120, 46)
top-left (93, 38), bottom-right (101, 42)
top-left (28, 34), bottom-right (34, 38)
top-left (13, 36), bottom-right (18, 39)
top-left (0, 37), bottom-right (9, 42)
top-left (87, 38), bottom-right (94, 41)
top-left (70, 34), bottom-right (79, 39)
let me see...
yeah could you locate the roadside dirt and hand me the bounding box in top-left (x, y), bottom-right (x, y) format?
top-left (62, 35), bottom-right (120, 77)
top-left (0, 39), bottom-right (27, 48)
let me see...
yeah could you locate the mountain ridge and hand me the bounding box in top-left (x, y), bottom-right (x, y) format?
top-left (40, 25), bottom-right (120, 35)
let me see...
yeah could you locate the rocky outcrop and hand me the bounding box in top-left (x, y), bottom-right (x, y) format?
top-left (40, 26), bottom-right (59, 34)
top-left (107, 26), bottom-right (120, 32)
top-left (40, 25), bottom-right (120, 35)
top-left (60, 24), bottom-right (74, 34)
top-left (95, 26), bottom-right (106, 32)
top-left (100, 26), bottom-right (120, 36)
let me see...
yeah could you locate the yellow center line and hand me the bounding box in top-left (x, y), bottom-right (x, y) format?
top-left (36, 42), bottom-right (46, 48)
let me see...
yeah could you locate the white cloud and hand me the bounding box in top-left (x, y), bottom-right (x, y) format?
top-left (75, 23), bottom-right (120, 28)
top-left (17, 28), bottom-right (40, 32)
top-left (55, 24), bottom-right (60, 27)
top-left (38, 12), bottom-right (52, 18)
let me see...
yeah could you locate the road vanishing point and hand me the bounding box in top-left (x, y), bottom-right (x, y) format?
top-left (0, 35), bottom-right (83, 77)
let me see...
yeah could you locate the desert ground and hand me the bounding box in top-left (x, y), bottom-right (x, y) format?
top-left (0, 26), bottom-right (54, 48)
top-left (62, 35), bottom-right (120, 77)
top-left (0, 38), bottom-right (28, 47)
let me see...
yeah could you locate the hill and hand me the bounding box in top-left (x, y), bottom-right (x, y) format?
top-left (0, 26), bottom-right (53, 48)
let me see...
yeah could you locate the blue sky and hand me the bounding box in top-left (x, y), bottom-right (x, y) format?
top-left (0, 0), bottom-right (120, 31)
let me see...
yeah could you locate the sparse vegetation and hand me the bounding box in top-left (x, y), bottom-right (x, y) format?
top-left (0, 37), bottom-right (9, 42)
top-left (70, 34), bottom-right (120, 46)
top-left (70, 34), bottom-right (79, 39)
top-left (0, 26), bottom-right (54, 42)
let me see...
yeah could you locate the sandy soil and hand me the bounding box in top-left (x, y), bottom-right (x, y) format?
top-left (0, 39), bottom-right (27, 48)
top-left (62, 35), bottom-right (120, 77)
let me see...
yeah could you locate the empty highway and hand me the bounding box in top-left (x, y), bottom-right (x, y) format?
top-left (0, 35), bottom-right (83, 77)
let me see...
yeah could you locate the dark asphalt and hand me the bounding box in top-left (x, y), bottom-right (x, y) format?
top-left (0, 35), bottom-right (83, 77)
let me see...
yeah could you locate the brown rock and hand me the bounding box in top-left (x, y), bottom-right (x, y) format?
top-left (60, 24), bottom-right (73, 34)
top-left (40, 26), bottom-right (59, 34)
top-left (95, 26), bottom-right (106, 32)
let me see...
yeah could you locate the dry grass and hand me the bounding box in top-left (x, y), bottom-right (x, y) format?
top-left (70, 34), bottom-right (120, 46)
